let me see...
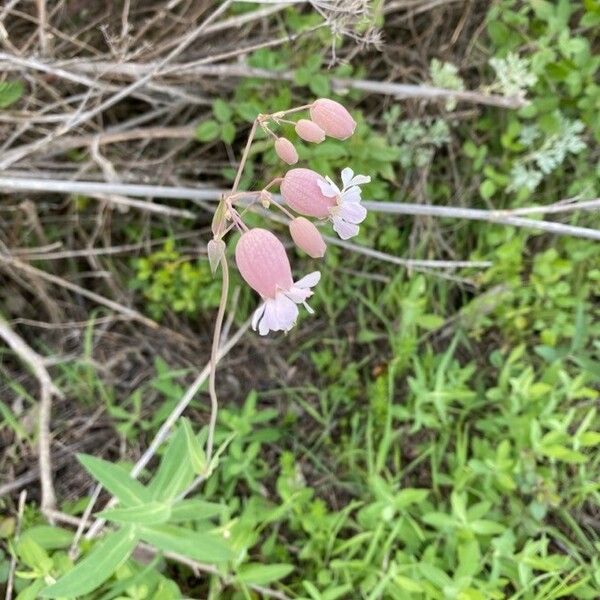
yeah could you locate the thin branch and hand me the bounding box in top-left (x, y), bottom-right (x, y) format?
top-left (61, 60), bottom-right (525, 109)
top-left (0, 252), bottom-right (160, 329)
top-left (0, 319), bottom-right (62, 514)
top-left (0, 0), bottom-right (234, 170)
top-left (325, 236), bottom-right (492, 268)
top-left (1, 178), bottom-right (598, 241)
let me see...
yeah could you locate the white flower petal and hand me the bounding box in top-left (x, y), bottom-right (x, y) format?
top-left (341, 167), bottom-right (354, 188)
top-left (295, 271), bottom-right (321, 289)
top-left (317, 179), bottom-right (339, 198)
top-left (285, 285), bottom-right (311, 303)
top-left (349, 174), bottom-right (371, 186)
top-left (332, 216), bottom-right (359, 240)
top-left (273, 294), bottom-right (299, 332)
top-left (341, 186), bottom-right (362, 203)
top-left (340, 202), bottom-right (367, 224)
top-left (252, 303), bottom-right (266, 332)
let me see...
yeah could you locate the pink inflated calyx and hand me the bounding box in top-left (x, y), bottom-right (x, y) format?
top-left (235, 228), bottom-right (321, 336)
top-left (235, 228), bottom-right (292, 299)
top-left (280, 168), bottom-right (335, 218)
top-left (310, 98), bottom-right (356, 140)
top-left (295, 119), bottom-right (326, 143)
top-left (289, 217), bottom-right (326, 259)
top-left (274, 137), bottom-right (298, 165)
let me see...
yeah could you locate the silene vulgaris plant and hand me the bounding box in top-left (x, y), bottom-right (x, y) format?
top-left (205, 97), bottom-right (370, 457)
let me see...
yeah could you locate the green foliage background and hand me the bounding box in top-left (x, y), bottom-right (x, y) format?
top-left (2, 1), bottom-right (600, 599)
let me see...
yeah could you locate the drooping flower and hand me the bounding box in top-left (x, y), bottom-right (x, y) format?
top-left (280, 168), bottom-right (334, 218)
top-left (274, 137), bottom-right (298, 165)
top-left (295, 119), bottom-right (326, 143)
top-left (318, 167), bottom-right (371, 240)
top-left (235, 228), bottom-right (320, 336)
top-left (289, 217), bottom-right (326, 258)
top-left (310, 98), bottom-right (356, 140)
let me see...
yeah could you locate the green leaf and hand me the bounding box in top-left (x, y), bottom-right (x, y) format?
top-left (78, 454), bottom-right (151, 507)
top-left (480, 179), bottom-right (497, 199)
top-left (422, 512), bottom-right (457, 530)
top-left (21, 526), bottom-right (73, 550)
top-left (17, 537), bottom-right (53, 574)
top-left (470, 519), bottom-right (506, 535)
top-left (16, 579), bottom-right (45, 600)
top-left (170, 499), bottom-right (224, 522)
top-left (139, 525), bottom-right (231, 563)
top-left (579, 431), bottom-right (600, 446)
top-left (181, 418), bottom-right (207, 473)
top-left (221, 121), bottom-right (236, 144)
top-left (148, 423), bottom-right (195, 501)
top-left (40, 527), bottom-right (137, 598)
top-left (0, 80), bottom-right (24, 108)
top-left (237, 563), bottom-right (294, 585)
top-left (394, 488), bottom-right (429, 509)
top-left (540, 445), bottom-right (588, 463)
top-left (195, 120), bottom-right (220, 142)
top-left (212, 99), bottom-right (232, 123)
top-left (98, 501), bottom-right (171, 525)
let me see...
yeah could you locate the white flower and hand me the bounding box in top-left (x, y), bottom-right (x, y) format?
top-left (317, 167), bottom-right (371, 240)
top-left (252, 271), bottom-right (321, 336)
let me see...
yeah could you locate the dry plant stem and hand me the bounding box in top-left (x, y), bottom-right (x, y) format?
top-left (84, 318), bottom-right (252, 540)
top-left (5, 490), bottom-right (26, 600)
top-left (61, 60), bottom-right (525, 109)
top-left (0, 253), bottom-right (159, 328)
top-left (2, 177), bottom-right (597, 241)
top-left (0, 319), bottom-right (61, 514)
top-left (0, 0), bottom-right (233, 170)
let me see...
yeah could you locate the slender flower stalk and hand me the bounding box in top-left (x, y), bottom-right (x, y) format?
top-left (205, 97), bottom-right (363, 473)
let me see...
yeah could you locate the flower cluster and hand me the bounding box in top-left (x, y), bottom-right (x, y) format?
top-left (212, 98), bottom-right (371, 336)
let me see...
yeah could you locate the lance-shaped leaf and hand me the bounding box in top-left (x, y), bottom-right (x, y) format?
top-left (139, 524), bottom-right (231, 563)
top-left (78, 454), bottom-right (151, 507)
top-left (97, 501), bottom-right (171, 526)
top-left (40, 526), bottom-right (137, 598)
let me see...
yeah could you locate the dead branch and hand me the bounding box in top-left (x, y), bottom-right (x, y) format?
top-left (0, 319), bottom-right (62, 514)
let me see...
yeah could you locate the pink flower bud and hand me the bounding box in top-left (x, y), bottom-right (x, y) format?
top-left (295, 119), bottom-right (326, 143)
top-left (280, 168), bottom-right (335, 218)
top-left (235, 228), bottom-right (292, 299)
top-left (310, 98), bottom-right (356, 140)
top-left (274, 137), bottom-right (298, 165)
top-left (289, 217), bottom-right (326, 259)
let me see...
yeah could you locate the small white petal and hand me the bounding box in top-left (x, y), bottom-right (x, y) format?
top-left (341, 167), bottom-right (354, 188)
top-left (341, 186), bottom-right (362, 203)
top-left (295, 271), bottom-right (321, 289)
top-left (332, 216), bottom-right (359, 240)
top-left (252, 303), bottom-right (266, 332)
top-left (317, 179), bottom-right (339, 198)
top-left (273, 294), bottom-right (299, 332)
top-left (339, 202), bottom-right (367, 224)
top-left (285, 285), bottom-right (311, 303)
top-left (349, 174), bottom-right (371, 186)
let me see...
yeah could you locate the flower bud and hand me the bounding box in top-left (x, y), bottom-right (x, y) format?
top-left (235, 228), bottom-right (293, 299)
top-left (310, 98), bottom-right (356, 140)
top-left (274, 137), bottom-right (298, 165)
top-left (281, 168), bottom-right (335, 218)
top-left (289, 217), bottom-right (326, 258)
top-left (295, 119), bottom-right (326, 143)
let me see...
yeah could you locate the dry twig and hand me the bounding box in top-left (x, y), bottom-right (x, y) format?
top-left (0, 320), bottom-right (61, 514)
